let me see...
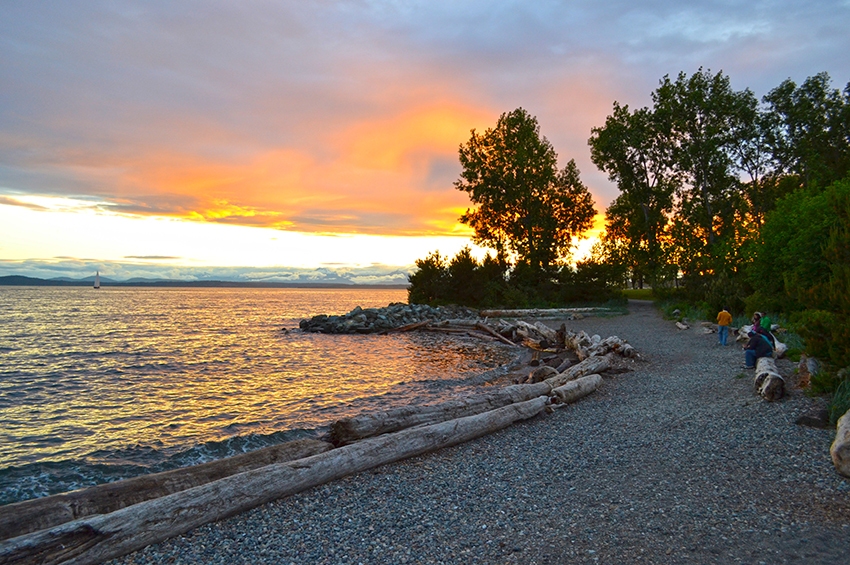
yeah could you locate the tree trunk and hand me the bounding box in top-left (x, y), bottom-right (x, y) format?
top-left (0, 439), bottom-right (333, 542)
top-left (754, 356), bottom-right (785, 401)
top-left (0, 397), bottom-right (550, 565)
top-left (831, 409), bottom-right (850, 478)
top-left (551, 374), bottom-right (603, 404)
top-left (328, 382), bottom-right (552, 445)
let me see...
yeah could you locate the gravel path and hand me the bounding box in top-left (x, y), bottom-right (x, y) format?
top-left (109, 300), bottom-right (850, 565)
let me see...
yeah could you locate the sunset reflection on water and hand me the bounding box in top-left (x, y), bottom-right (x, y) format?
top-left (0, 287), bottom-right (516, 486)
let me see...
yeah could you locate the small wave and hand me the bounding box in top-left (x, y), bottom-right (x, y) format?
top-left (0, 460), bottom-right (150, 506)
top-left (0, 427), bottom-right (325, 505)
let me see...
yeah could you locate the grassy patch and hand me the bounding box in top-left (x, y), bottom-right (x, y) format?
top-left (829, 377), bottom-right (850, 425)
top-left (621, 288), bottom-right (654, 300)
top-left (657, 299), bottom-right (711, 322)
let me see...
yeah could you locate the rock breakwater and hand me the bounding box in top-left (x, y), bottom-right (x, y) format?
top-left (299, 303), bottom-right (480, 334)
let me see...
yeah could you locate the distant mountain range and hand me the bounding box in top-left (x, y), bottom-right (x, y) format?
top-left (0, 275), bottom-right (408, 289)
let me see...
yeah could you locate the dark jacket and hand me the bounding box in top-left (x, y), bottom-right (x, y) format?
top-left (745, 332), bottom-right (774, 359)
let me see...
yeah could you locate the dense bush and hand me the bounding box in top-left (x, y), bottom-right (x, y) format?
top-left (747, 177), bottom-right (850, 383)
top-left (407, 248), bottom-right (623, 309)
top-left (406, 251), bottom-right (448, 305)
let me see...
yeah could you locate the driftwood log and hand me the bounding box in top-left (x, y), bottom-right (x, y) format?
top-left (551, 374), bottom-right (603, 404)
top-left (754, 356), bottom-right (785, 401)
top-left (328, 382), bottom-right (551, 445)
top-left (474, 322), bottom-right (518, 346)
top-left (796, 355), bottom-right (821, 389)
top-left (545, 355), bottom-right (610, 389)
top-left (831, 409), bottom-right (850, 477)
top-left (0, 396), bottom-right (550, 565)
top-left (0, 438), bottom-right (332, 542)
top-left (479, 307), bottom-right (612, 318)
top-left (527, 365), bottom-right (558, 384)
top-left (512, 321), bottom-right (558, 345)
top-left (563, 331), bottom-right (634, 360)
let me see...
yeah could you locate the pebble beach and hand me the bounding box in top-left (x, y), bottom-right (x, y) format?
top-left (108, 300), bottom-right (850, 565)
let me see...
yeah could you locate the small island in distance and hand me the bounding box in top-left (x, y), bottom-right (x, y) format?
top-left (0, 275), bottom-right (409, 290)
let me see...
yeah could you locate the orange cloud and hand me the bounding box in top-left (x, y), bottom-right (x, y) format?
top-left (84, 103), bottom-right (495, 238)
top-left (344, 105), bottom-right (488, 171)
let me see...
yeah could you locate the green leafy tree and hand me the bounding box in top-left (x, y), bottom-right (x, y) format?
top-left (446, 246), bottom-right (483, 306)
top-left (727, 89), bottom-right (784, 228)
top-left (755, 176), bottom-right (850, 377)
top-left (589, 102), bottom-right (676, 286)
top-left (455, 108), bottom-right (596, 272)
top-left (652, 69), bottom-right (750, 255)
top-left (750, 176), bottom-right (850, 301)
top-left (407, 251), bottom-right (447, 304)
top-left (764, 73), bottom-right (850, 189)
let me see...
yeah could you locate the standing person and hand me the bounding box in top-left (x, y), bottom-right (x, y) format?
top-left (716, 307), bottom-right (733, 346)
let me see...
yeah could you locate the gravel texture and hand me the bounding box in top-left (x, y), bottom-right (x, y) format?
top-left (108, 300), bottom-right (850, 565)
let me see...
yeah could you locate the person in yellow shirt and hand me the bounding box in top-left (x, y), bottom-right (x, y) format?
top-left (717, 307), bottom-right (733, 346)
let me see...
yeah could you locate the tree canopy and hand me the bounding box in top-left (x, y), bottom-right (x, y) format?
top-left (455, 108), bottom-right (596, 272)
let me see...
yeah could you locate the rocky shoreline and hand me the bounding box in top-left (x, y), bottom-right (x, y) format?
top-left (105, 300), bottom-right (850, 564)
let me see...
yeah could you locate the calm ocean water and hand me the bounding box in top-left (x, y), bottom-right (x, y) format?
top-left (0, 286), bottom-right (516, 505)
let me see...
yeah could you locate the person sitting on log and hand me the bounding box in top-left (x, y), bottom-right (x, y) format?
top-left (743, 330), bottom-right (774, 369)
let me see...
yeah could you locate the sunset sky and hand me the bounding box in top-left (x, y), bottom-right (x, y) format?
top-left (2, 1), bottom-right (849, 283)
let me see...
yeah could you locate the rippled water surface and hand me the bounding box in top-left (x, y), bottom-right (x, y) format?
top-left (0, 286), bottom-right (516, 504)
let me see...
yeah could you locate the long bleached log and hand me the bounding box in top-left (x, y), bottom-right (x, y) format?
top-left (0, 438), bottom-right (333, 542)
top-left (544, 355), bottom-right (610, 389)
top-left (0, 396), bottom-right (550, 565)
top-left (754, 357), bottom-right (785, 401)
top-left (328, 382), bottom-right (552, 445)
top-left (479, 307), bottom-right (612, 318)
top-left (382, 320), bottom-right (431, 333)
top-left (831, 409), bottom-right (850, 477)
top-left (551, 374), bottom-right (603, 404)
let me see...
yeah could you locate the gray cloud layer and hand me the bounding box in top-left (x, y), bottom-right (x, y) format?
top-left (1, 0), bottom-right (848, 245)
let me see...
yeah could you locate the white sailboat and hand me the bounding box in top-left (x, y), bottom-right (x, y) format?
top-left (94, 271), bottom-right (100, 289)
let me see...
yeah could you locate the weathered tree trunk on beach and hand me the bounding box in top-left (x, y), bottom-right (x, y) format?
top-left (479, 307), bottom-right (611, 318)
top-left (551, 374), bottom-right (603, 404)
top-left (831, 409), bottom-right (850, 477)
top-left (564, 331), bottom-right (634, 360)
top-left (0, 396), bottom-right (550, 565)
top-left (0, 438), bottom-right (333, 542)
top-left (796, 355), bottom-right (821, 389)
top-left (754, 356), bottom-right (785, 401)
top-left (528, 321), bottom-right (559, 345)
top-left (527, 365), bottom-right (558, 384)
top-left (544, 355), bottom-right (610, 389)
top-left (328, 382), bottom-right (552, 445)
top-left (475, 322), bottom-right (519, 346)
